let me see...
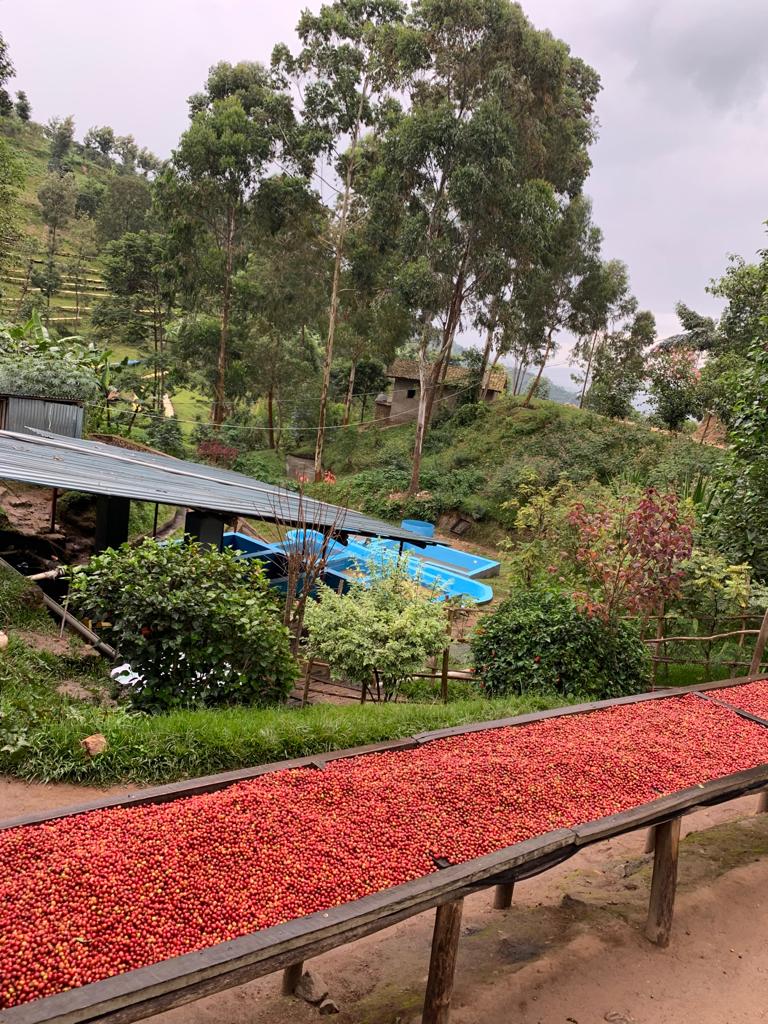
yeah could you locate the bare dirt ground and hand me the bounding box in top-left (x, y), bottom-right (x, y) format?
top-left (2, 779), bottom-right (767, 1024)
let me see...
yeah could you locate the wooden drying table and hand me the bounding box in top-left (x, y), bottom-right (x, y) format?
top-left (2, 676), bottom-right (768, 1024)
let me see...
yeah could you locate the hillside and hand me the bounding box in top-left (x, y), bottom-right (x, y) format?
top-left (316, 396), bottom-right (723, 541)
top-left (0, 121), bottom-right (110, 328)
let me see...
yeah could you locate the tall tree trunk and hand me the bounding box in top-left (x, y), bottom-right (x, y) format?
top-left (212, 208), bottom-right (235, 426)
top-left (408, 356), bottom-right (439, 496)
top-left (523, 328), bottom-right (554, 407)
top-left (342, 360), bottom-right (356, 426)
top-left (578, 330), bottom-right (599, 409)
top-left (267, 387), bottom-right (275, 449)
top-left (478, 315), bottom-right (497, 401)
top-left (422, 245), bottom-right (470, 429)
top-left (314, 81), bottom-right (368, 482)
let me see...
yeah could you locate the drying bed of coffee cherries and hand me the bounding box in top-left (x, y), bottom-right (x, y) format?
top-left (2, 690), bottom-right (768, 1008)
top-left (715, 680), bottom-right (768, 721)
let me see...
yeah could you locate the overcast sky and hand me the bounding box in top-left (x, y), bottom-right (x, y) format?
top-left (2, 0), bottom-right (767, 387)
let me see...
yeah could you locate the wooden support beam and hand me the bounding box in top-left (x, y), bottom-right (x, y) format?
top-left (94, 495), bottom-right (131, 553)
top-left (492, 881), bottom-right (514, 910)
top-left (644, 816), bottom-right (681, 947)
top-left (422, 899), bottom-right (463, 1024)
top-left (644, 825), bottom-right (656, 854)
top-left (757, 790), bottom-right (768, 814)
top-left (280, 961), bottom-right (304, 996)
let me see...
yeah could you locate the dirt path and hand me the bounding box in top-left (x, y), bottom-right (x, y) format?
top-left (2, 778), bottom-right (767, 1023)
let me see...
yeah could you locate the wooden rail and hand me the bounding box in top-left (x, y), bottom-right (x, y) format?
top-left (1, 676), bottom-right (768, 1024)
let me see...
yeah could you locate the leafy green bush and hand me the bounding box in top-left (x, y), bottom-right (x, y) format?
top-left (233, 448), bottom-right (291, 486)
top-left (68, 540), bottom-right (296, 711)
top-left (145, 413), bottom-right (185, 457)
top-left (0, 353), bottom-right (99, 401)
top-left (471, 589), bottom-right (649, 700)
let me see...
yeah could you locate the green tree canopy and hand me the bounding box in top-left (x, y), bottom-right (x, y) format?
top-left (158, 61), bottom-right (299, 425)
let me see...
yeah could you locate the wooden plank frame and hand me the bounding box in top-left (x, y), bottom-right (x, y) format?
top-left (1, 676), bottom-right (768, 1024)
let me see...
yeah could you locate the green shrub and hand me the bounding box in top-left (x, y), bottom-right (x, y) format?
top-left (145, 414), bottom-right (185, 457)
top-left (471, 589), bottom-right (650, 700)
top-left (67, 540), bottom-right (297, 711)
top-left (305, 562), bottom-right (448, 700)
top-left (233, 449), bottom-right (291, 486)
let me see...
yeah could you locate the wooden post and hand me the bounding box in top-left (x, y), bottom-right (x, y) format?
top-left (757, 790), bottom-right (768, 814)
top-left (49, 487), bottom-right (58, 531)
top-left (440, 646), bottom-right (450, 704)
top-left (301, 658), bottom-right (314, 707)
top-left (749, 606), bottom-right (768, 676)
top-left (644, 816), bottom-right (681, 947)
top-left (644, 825), bottom-right (657, 854)
top-left (492, 881), bottom-right (514, 909)
top-left (422, 899), bottom-right (464, 1024)
top-left (281, 961), bottom-right (304, 996)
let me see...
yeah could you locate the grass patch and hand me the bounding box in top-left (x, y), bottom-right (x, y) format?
top-left (171, 389), bottom-right (210, 438)
top-left (655, 662), bottom-right (737, 687)
top-left (0, 661), bottom-right (568, 785)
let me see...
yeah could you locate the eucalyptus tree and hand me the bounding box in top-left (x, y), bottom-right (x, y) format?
top-left (361, 0), bottom-right (600, 492)
top-left (235, 175), bottom-right (330, 447)
top-left (44, 116), bottom-right (75, 169)
top-left (14, 91), bottom-right (30, 122)
top-left (96, 175), bottom-right (153, 243)
top-left (273, 0), bottom-right (408, 478)
top-left (91, 231), bottom-right (177, 412)
top-left (83, 125), bottom-right (116, 161)
top-left (586, 309), bottom-right (655, 418)
top-left (157, 62), bottom-right (299, 424)
top-left (37, 171), bottom-right (76, 255)
top-left (521, 195), bottom-right (602, 406)
top-left (569, 258), bottom-right (634, 407)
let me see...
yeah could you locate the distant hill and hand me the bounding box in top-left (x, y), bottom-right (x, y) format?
top-left (450, 340), bottom-right (579, 407)
top-left (518, 371), bottom-right (579, 406)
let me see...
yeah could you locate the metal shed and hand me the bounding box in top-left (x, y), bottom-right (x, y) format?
top-left (0, 429), bottom-right (432, 551)
top-left (0, 396), bottom-right (84, 438)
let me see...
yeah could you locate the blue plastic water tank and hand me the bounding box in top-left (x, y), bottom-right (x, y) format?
top-left (401, 519), bottom-right (435, 538)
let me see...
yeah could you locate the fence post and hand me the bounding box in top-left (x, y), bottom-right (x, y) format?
top-left (749, 606), bottom-right (768, 676)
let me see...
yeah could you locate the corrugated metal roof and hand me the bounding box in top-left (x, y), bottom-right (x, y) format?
top-left (0, 430), bottom-right (432, 545)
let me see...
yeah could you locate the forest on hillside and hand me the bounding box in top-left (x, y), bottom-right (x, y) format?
top-left (1, 3), bottom-right (751, 481)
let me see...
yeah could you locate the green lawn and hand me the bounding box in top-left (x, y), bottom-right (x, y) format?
top-left (171, 388), bottom-right (210, 437)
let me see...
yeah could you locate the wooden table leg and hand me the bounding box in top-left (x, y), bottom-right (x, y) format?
top-left (644, 816), bottom-right (681, 947)
top-left (493, 881), bottom-right (515, 909)
top-left (422, 899), bottom-right (464, 1024)
top-left (644, 825), bottom-right (657, 854)
top-left (281, 961), bottom-right (304, 996)
top-left (757, 790), bottom-right (768, 814)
